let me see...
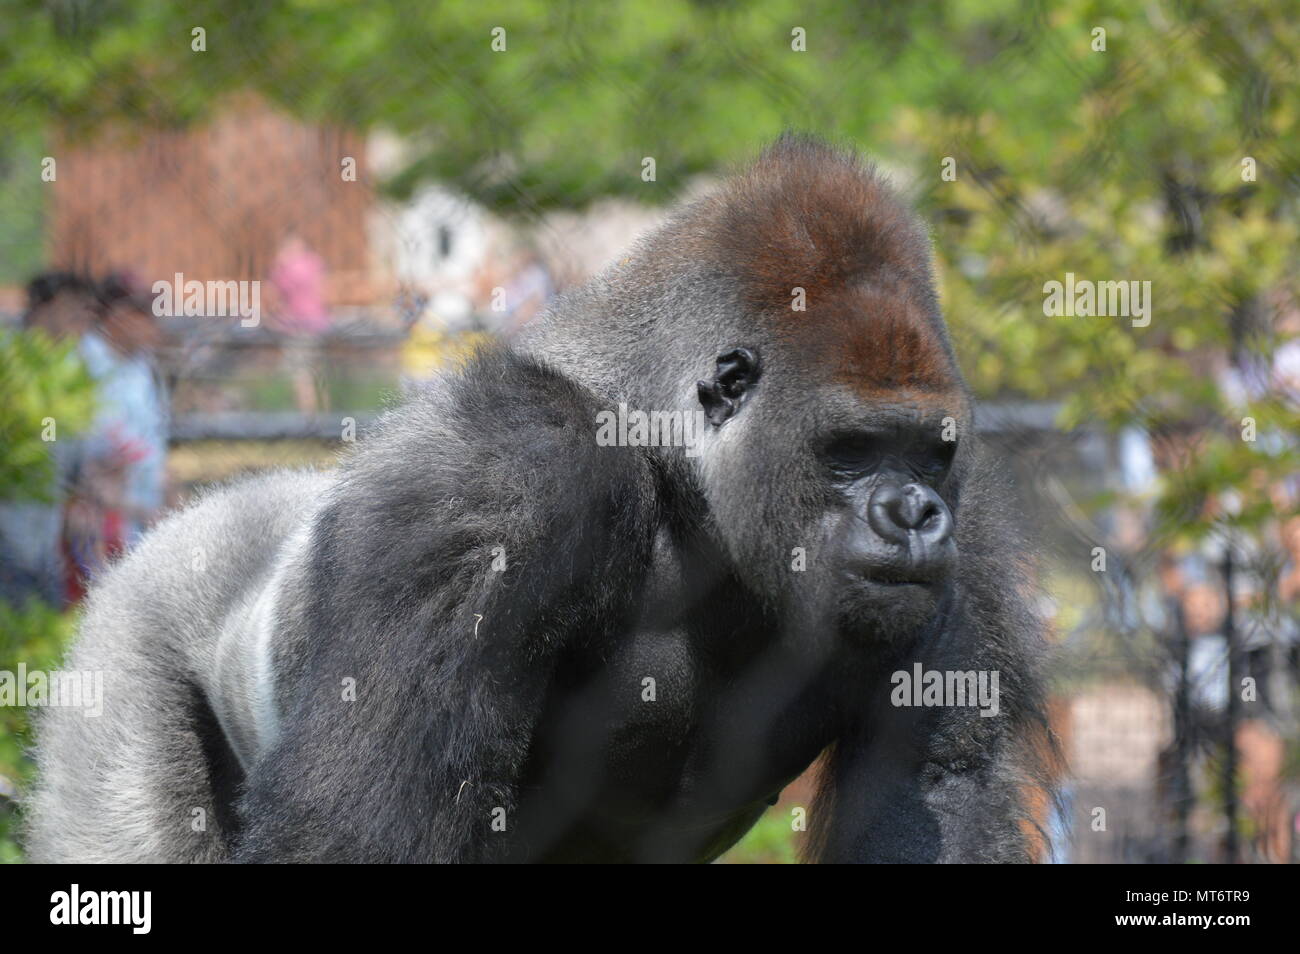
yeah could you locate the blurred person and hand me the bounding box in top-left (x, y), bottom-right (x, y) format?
top-left (96, 274), bottom-right (169, 541)
top-left (20, 271), bottom-right (98, 340)
top-left (472, 243), bottom-right (554, 337)
top-left (500, 246), bottom-right (554, 335)
top-left (1270, 300), bottom-right (1300, 503)
top-left (1281, 516), bottom-right (1300, 603)
top-left (61, 275), bottom-right (169, 601)
top-left (269, 233), bottom-right (328, 412)
top-left (1236, 719), bottom-right (1291, 862)
top-left (1272, 302), bottom-right (1300, 405)
top-left (1276, 517), bottom-right (1300, 696)
top-left (1182, 581), bottom-right (1230, 712)
top-left (398, 284), bottom-right (494, 381)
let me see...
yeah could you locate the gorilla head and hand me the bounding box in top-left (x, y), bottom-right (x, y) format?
top-left (534, 136), bottom-right (972, 642)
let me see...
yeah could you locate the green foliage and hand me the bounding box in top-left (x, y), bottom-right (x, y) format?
top-left (0, 601), bottom-right (80, 863)
top-left (0, 332), bottom-right (94, 861)
top-left (717, 807), bottom-right (802, 864)
top-left (0, 0), bottom-right (1082, 210)
top-left (899, 0), bottom-right (1300, 541)
top-left (0, 130), bottom-right (46, 284)
top-left (0, 330), bottom-right (95, 501)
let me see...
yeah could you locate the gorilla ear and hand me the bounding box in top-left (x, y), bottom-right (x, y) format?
top-left (697, 347), bottom-right (761, 426)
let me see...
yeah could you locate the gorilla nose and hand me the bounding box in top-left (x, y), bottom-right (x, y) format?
top-left (867, 482), bottom-right (953, 547)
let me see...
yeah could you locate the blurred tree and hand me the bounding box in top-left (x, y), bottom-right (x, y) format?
top-left (0, 330), bottom-right (94, 499)
top-left (899, 0), bottom-right (1300, 547)
top-left (0, 329), bottom-right (94, 863)
top-left (1, 0), bottom-right (1083, 210)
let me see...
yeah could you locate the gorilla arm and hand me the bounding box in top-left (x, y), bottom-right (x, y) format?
top-left (234, 349), bottom-right (657, 862)
top-left (809, 463), bottom-right (1057, 863)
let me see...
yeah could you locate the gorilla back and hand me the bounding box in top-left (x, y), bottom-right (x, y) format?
top-left (26, 136), bottom-right (1054, 863)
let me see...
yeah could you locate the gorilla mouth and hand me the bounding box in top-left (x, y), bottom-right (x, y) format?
top-left (861, 573), bottom-right (935, 589)
top-left (856, 550), bottom-right (953, 589)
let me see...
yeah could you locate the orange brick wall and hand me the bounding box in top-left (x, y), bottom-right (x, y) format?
top-left (48, 98), bottom-right (376, 304)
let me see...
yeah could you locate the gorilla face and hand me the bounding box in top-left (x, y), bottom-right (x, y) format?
top-left (817, 414), bottom-right (960, 638)
top-left (696, 343), bottom-right (966, 642)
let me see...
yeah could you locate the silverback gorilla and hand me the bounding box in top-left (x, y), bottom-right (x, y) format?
top-left (27, 136), bottom-right (1054, 863)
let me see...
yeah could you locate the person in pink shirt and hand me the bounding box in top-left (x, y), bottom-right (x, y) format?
top-left (270, 234), bottom-right (329, 410)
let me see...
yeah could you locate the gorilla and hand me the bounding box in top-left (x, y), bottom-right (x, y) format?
top-left (26, 136), bottom-right (1054, 863)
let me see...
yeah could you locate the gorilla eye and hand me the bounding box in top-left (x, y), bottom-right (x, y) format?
top-left (824, 434), bottom-right (885, 478)
top-left (913, 440), bottom-right (957, 481)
